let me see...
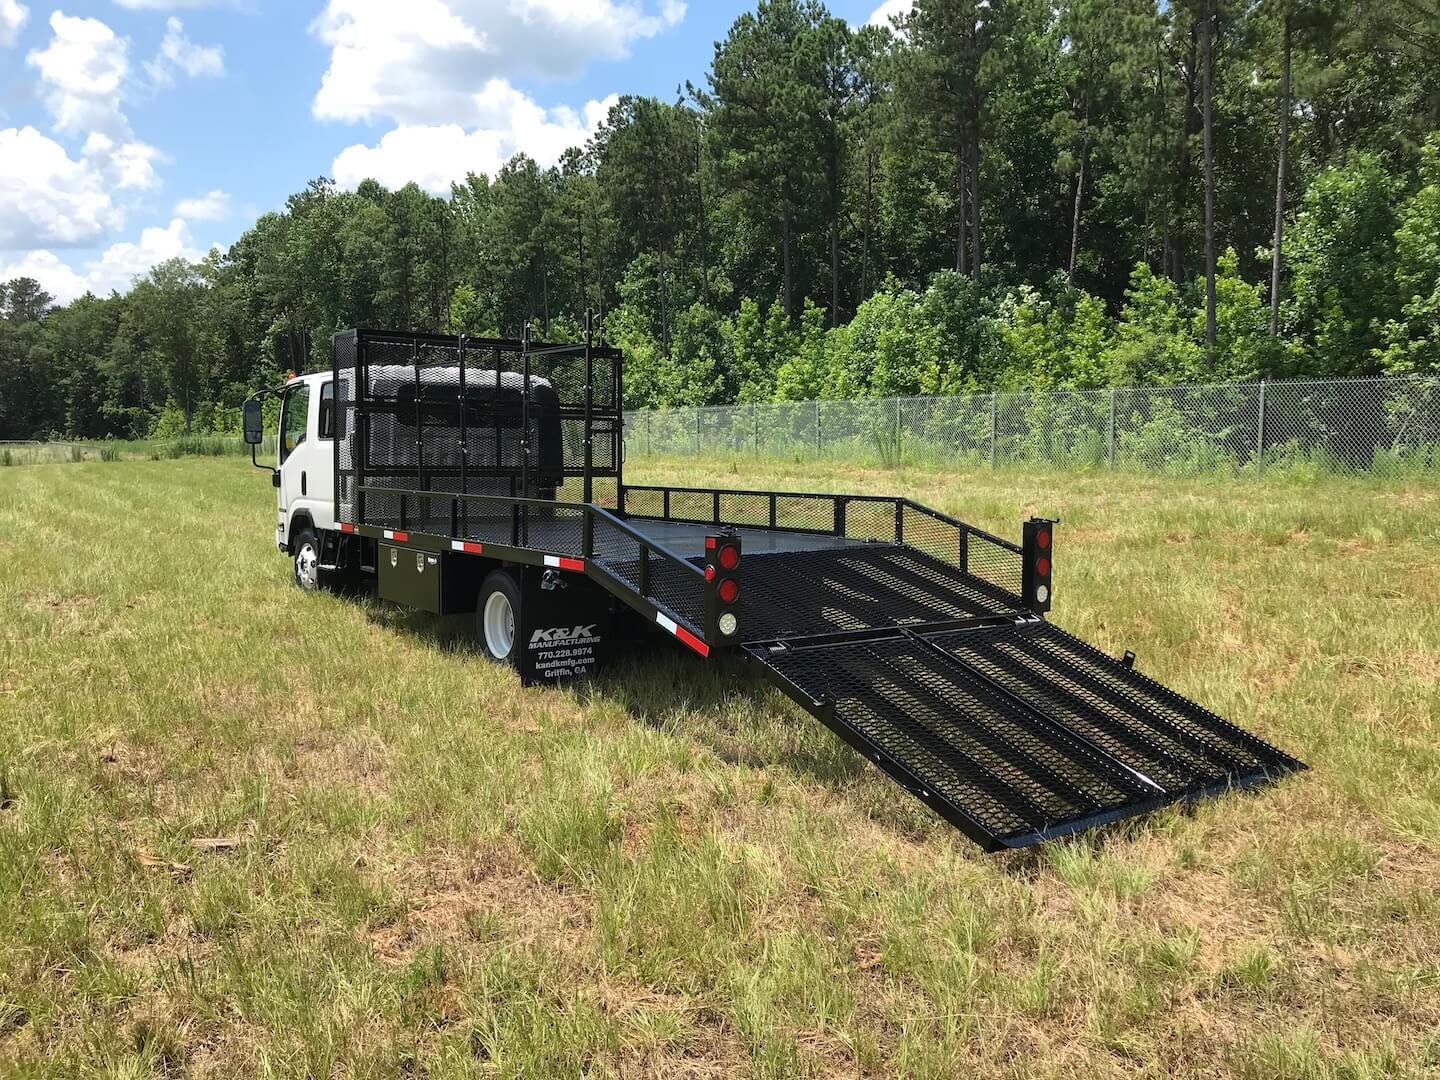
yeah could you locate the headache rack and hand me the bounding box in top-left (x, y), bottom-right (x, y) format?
top-left (331, 326), bottom-right (1304, 851)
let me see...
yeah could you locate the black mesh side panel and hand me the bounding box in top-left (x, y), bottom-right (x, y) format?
top-left (590, 515), bottom-right (704, 633)
top-left (717, 492), bottom-right (771, 527)
top-left (845, 499), bottom-right (894, 541)
top-left (623, 486), bottom-right (664, 518)
top-left (902, 504), bottom-right (1023, 599)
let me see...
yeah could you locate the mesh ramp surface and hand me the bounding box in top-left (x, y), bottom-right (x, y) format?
top-left (732, 544), bottom-right (1026, 641)
top-left (750, 620), bottom-right (1303, 850)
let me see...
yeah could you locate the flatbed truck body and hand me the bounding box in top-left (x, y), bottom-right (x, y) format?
top-left (245, 326), bottom-right (1302, 851)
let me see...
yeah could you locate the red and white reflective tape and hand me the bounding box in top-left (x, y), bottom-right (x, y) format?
top-left (656, 611), bottom-right (709, 657)
top-left (450, 540), bottom-right (484, 554)
top-left (543, 555), bottom-right (586, 573)
top-left (339, 522), bottom-right (356, 533)
top-left (382, 529), bottom-right (409, 542)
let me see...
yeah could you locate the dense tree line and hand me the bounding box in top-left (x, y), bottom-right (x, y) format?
top-left (2, 0), bottom-right (1438, 438)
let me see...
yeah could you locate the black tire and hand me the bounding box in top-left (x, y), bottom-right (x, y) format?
top-left (476, 569), bottom-right (522, 668)
top-left (291, 525), bottom-right (321, 592)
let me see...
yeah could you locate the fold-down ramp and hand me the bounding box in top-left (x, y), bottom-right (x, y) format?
top-left (749, 618), bottom-right (1303, 851)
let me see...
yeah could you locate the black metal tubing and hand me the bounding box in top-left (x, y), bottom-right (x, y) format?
top-left (358, 483), bottom-right (706, 636)
top-left (352, 325), bottom-right (622, 360)
top-left (747, 613), bottom-right (1038, 654)
top-left (621, 482), bottom-right (1021, 553)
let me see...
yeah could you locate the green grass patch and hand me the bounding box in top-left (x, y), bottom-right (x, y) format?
top-left (1, 456), bottom-right (1437, 1076)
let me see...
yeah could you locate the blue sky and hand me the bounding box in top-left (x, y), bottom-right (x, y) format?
top-left (0, 0), bottom-right (899, 304)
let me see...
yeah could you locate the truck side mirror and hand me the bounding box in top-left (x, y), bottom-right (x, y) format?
top-left (243, 399), bottom-right (265, 445)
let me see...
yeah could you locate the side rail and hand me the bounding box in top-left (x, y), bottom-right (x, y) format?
top-left (620, 482), bottom-right (1036, 609)
top-left (356, 484), bottom-right (710, 648)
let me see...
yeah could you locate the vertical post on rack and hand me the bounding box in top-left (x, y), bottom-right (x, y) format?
top-left (583, 312), bottom-right (594, 504)
top-left (356, 334), bottom-right (368, 527)
top-left (1107, 388), bottom-right (1116, 470)
top-left (1255, 379), bottom-right (1267, 477)
top-left (413, 339), bottom-right (425, 517)
top-left (520, 323), bottom-right (531, 543)
top-left (458, 334), bottom-right (468, 535)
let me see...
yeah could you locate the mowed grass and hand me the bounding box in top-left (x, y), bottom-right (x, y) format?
top-left (1, 455), bottom-right (1438, 1079)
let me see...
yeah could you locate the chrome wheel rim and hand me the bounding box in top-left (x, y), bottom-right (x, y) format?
top-left (483, 590), bottom-right (515, 659)
top-left (295, 541), bottom-right (319, 591)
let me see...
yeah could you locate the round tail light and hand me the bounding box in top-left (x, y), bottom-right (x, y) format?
top-left (718, 544), bottom-right (740, 570)
top-left (718, 578), bottom-right (739, 603)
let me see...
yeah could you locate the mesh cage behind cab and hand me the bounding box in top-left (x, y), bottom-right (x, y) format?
top-left (335, 329), bottom-right (623, 531)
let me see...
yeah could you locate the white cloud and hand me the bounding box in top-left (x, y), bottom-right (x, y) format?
top-left (145, 16), bottom-right (223, 85)
top-left (868, 0), bottom-right (910, 28)
top-left (0, 126), bottom-right (125, 248)
top-left (312, 0), bottom-right (684, 126)
top-left (332, 83), bottom-right (616, 193)
top-left (0, 0), bottom-right (28, 47)
top-left (82, 132), bottom-right (164, 190)
top-left (174, 188), bottom-right (231, 220)
top-left (26, 11), bottom-right (130, 136)
top-left (113, 0), bottom-right (233, 8)
top-left (0, 218), bottom-right (203, 303)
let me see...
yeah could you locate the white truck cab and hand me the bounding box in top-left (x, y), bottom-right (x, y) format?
top-left (265, 371), bottom-right (337, 587)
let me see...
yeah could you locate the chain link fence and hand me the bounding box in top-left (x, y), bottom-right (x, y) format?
top-left (625, 376), bottom-right (1440, 477)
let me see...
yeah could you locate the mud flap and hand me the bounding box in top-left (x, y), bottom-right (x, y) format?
top-left (519, 569), bottom-right (611, 686)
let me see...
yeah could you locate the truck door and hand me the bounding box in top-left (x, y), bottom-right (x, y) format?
top-left (277, 382), bottom-right (309, 545)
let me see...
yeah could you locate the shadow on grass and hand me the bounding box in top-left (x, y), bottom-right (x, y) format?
top-left (362, 595), bottom-right (875, 791)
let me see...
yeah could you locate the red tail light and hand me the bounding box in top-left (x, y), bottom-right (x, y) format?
top-left (718, 544), bottom-right (740, 570)
top-left (1036, 557), bottom-right (1050, 577)
top-left (718, 579), bottom-right (739, 603)
top-left (1037, 528), bottom-right (1051, 550)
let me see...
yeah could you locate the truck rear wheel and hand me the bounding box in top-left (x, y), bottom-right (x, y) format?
top-left (477, 569), bottom-right (521, 667)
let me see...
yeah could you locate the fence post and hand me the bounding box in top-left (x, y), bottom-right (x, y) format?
top-left (753, 405), bottom-right (759, 457)
top-left (989, 392), bottom-right (998, 469)
top-left (895, 396), bottom-right (903, 457)
top-left (814, 400), bottom-right (822, 457)
top-left (1107, 388), bottom-right (1116, 470)
top-left (694, 408), bottom-right (701, 456)
top-left (1255, 380), bottom-right (1267, 477)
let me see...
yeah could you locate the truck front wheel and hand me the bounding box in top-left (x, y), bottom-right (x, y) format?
top-left (291, 526), bottom-right (321, 592)
top-left (477, 569), bottom-right (521, 668)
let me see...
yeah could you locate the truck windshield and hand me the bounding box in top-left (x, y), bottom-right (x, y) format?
top-left (281, 384), bottom-right (310, 462)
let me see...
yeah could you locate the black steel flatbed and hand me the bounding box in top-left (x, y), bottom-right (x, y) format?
top-left (329, 327), bottom-right (1304, 851)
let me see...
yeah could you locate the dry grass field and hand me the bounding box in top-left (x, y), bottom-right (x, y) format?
top-left (1, 455), bottom-right (1437, 1078)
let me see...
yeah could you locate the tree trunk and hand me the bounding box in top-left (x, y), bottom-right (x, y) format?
top-left (954, 150), bottom-right (967, 274)
top-left (1269, 13), bottom-right (1291, 337)
top-left (861, 145), bottom-right (873, 302)
top-left (659, 246), bottom-right (670, 355)
top-left (781, 210), bottom-right (793, 319)
top-left (1068, 91), bottom-right (1092, 283)
top-left (1201, 0), bottom-right (1217, 354)
top-left (696, 135), bottom-right (710, 306)
top-left (969, 114), bottom-right (983, 279)
top-left (830, 214), bottom-right (840, 327)
top-left (1168, 28), bottom-right (1198, 283)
